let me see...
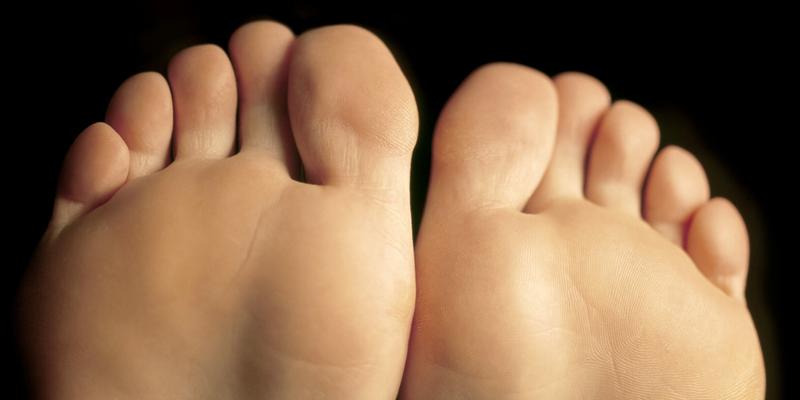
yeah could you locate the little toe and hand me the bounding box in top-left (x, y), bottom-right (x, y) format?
top-left (229, 20), bottom-right (299, 176)
top-left (644, 145), bottom-right (710, 245)
top-left (287, 25), bottom-right (418, 192)
top-left (526, 72), bottom-right (610, 211)
top-left (427, 62), bottom-right (558, 213)
top-left (686, 197), bottom-right (750, 301)
top-left (105, 72), bottom-right (173, 178)
top-left (53, 122), bottom-right (130, 231)
top-left (585, 100), bottom-right (660, 216)
top-left (168, 44), bottom-right (238, 160)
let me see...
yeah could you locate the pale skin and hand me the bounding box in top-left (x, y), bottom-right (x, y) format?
top-left (18, 20), bottom-right (765, 399)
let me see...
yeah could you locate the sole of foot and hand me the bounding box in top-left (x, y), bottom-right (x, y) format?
top-left (401, 65), bottom-right (765, 399)
top-left (21, 21), bottom-right (418, 400)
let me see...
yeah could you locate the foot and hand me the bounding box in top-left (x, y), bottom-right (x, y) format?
top-left (20, 22), bottom-right (417, 399)
top-left (401, 65), bottom-right (765, 398)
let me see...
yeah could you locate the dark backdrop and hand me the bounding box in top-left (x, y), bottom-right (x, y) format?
top-left (5, 3), bottom-right (790, 398)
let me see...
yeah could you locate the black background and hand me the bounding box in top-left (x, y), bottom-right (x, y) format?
top-left (5, 3), bottom-right (790, 398)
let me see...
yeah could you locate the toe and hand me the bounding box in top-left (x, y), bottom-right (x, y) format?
top-left (53, 122), bottom-right (129, 231)
top-left (644, 146), bottom-right (710, 245)
top-left (526, 72), bottom-right (610, 211)
top-left (229, 21), bottom-right (299, 176)
top-left (427, 62), bottom-right (558, 213)
top-left (585, 100), bottom-right (660, 216)
top-left (105, 72), bottom-right (173, 178)
top-left (168, 44), bottom-right (238, 160)
top-left (686, 198), bottom-right (750, 301)
top-left (288, 25), bottom-right (418, 190)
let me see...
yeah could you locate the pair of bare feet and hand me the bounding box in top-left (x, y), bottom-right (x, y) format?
top-left (19, 21), bottom-right (765, 399)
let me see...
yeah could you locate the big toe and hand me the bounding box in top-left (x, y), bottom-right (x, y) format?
top-left (425, 63), bottom-right (558, 215)
top-left (288, 24), bottom-right (418, 195)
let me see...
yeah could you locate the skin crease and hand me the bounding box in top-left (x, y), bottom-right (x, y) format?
top-left (19, 20), bottom-right (765, 400)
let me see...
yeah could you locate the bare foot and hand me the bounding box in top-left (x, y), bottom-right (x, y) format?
top-left (19, 22), bottom-right (417, 399)
top-left (401, 65), bottom-right (765, 398)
